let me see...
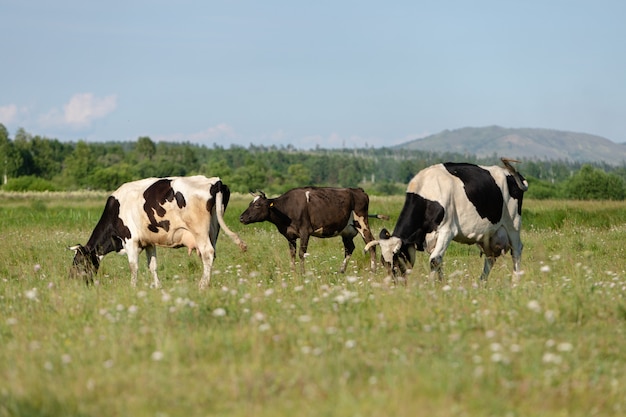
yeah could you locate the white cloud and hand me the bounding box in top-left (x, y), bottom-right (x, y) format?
top-left (188, 123), bottom-right (236, 142)
top-left (63, 93), bottom-right (117, 127)
top-left (39, 93), bottom-right (117, 129)
top-left (154, 123), bottom-right (238, 144)
top-left (0, 104), bottom-right (19, 124)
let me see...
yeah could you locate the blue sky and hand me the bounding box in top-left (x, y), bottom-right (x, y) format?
top-left (2, 0), bottom-right (625, 149)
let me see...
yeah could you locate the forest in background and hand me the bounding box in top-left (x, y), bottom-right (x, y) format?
top-left (2, 124), bottom-right (626, 200)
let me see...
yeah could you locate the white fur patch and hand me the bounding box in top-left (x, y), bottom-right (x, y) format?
top-left (305, 191), bottom-right (311, 203)
top-left (379, 237), bottom-right (402, 263)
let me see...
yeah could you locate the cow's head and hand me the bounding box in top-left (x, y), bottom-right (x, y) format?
top-left (68, 244), bottom-right (100, 284)
top-left (239, 192), bottom-right (271, 225)
top-left (365, 228), bottom-right (417, 280)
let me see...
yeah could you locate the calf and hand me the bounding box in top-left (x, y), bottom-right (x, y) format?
top-left (365, 158), bottom-right (528, 283)
top-left (69, 176), bottom-right (247, 289)
top-left (239, 187), bottom-right (380, 273)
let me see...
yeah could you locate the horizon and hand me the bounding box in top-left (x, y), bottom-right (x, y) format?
top-left (2, 123), bottom-right (624, 149)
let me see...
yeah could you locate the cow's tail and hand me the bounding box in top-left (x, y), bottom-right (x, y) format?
top-left (215, 182), bottom-right (248, 252)
top-left (501, 158), bottom-right (529, 192)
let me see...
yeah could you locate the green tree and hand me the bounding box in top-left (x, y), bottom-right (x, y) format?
top-left (287, 163), bottom-right (311, 185)
top-left (0, 124), bottom-right (22, 184)
top-left (564, 165), bottom-right (626, 200)
top-left (30, 136), bottom-right (72, 179)
top-left (63, 141), bottom-right (94, 188)
top-left (90, 164), bottom-right (134, 191)
top-left (231, 162), bottom-right (268, 193)
top-left (135, 136), bottom-right (156, 161)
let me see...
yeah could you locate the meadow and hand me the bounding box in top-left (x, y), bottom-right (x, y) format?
top-left (1, 191), bottom-right (625, 417)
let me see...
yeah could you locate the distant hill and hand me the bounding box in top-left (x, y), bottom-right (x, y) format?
top-left (396, 126), bottom-right (626, 165)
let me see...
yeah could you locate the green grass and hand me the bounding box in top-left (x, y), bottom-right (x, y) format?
top-left (1, 193), bottom-right (625, 416)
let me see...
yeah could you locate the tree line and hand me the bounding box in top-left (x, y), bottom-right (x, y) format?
top-left (1, 123), bottom-right (626, 200)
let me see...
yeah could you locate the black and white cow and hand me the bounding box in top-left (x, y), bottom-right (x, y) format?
top-left (365, 158), bottom-right (528, 282)
top-left (239, 187), bottom-right (385, 273)
top-left (69, 176), bottom-right (247, 289)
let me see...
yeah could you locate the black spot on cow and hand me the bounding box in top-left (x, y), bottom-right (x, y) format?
top-left (506, 174), bottom-right (525, 215)
top-left (143, 179), bottom-right (187, 233)
top-left (443, 162), bottom-right (503, 224)
top-left (208, 180), bottom-right (230, 213)
top-left (69, 196), bottom-right (131, 282)
top-left (392, 192), bottom-right (444, 250)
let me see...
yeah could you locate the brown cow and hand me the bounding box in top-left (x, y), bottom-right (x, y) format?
top-left (240, 187), bottom-right (384, 273)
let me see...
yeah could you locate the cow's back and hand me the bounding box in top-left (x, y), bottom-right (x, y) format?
top-left (408, 164), bottom-right (511, 239)
top-left (272, 187), bottom-right (362, 234)
top-left (111, 177), bottom-right (162, 232)
top-left (111, 176), bottom-right (219, 244)
top-left (306, 188), bottom-right (359, 231)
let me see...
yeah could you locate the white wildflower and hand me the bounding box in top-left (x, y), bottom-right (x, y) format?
top-left (490, 353), bottom-right (503, 363)
top-left (489, 343), bottom-right (502, 352)
top-left (557, 342), bottom-right (573, 352)
top-left (25, 288), bottom-right (38, 301)
top-left (527, 300), bottom-right (541, 313)
top-left (542, 352), bottom-right (562, 364)
top-left (212, 308), bottom-right (226, 317)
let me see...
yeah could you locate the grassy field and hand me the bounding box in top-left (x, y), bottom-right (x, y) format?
top-left (1, 191), bottom-right (625, 417)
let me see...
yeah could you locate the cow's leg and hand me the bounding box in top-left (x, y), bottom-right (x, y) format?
top-left (340, 236), bottom-right (356, 273)
top-left (145, 245), bottom-right (161, 288)
top-left (125, 243), bottom-right (141, 287)
top-left (288, 239), bottom-right (298, 272)
top-left (353, 212), bottom-right (376, 272)
top-left (428, 230), bottom-right (454, 281)
top-left (298, 234), bottom-right (310, 274)
top-left (480, 256), bottom-right (497, 281)
top-left (509, 233), bottom-right (524, 282)
top-left (198, 242), bottom-right (216, 290)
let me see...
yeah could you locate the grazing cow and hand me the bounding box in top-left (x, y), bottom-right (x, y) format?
top-left (69, 176), bottom-right (247, 289)
top-left (239, 187), bottom-right (384, 273)
top-left (364, 158), bottom-right (528, 283)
